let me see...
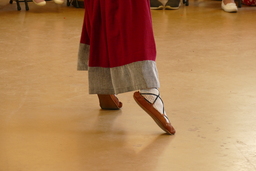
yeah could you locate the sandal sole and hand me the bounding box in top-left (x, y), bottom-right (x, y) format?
top-left (133, 91), bottom-right (176, 134)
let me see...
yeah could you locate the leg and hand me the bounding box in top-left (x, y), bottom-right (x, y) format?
top-left (15, 0), bottom-right (21, 10)
top-left (24, 0), bottom-right (29, 11)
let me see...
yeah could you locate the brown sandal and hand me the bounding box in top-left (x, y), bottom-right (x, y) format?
top-left (97, 94), bottom-right (123, 110)
top-left (133, 91), bottom-right (176, 135)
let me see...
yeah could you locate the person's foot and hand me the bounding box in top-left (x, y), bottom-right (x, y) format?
top-left (165, 0), bottom-right (181, 10)
top-left (133, 89), bottom-right (176, 135)
top-left (97, 94), bottom-right (122, 110)
top-left (150, 0), bottom-right (164, 10)
top-left (221, 0), bottom-right (238, 12)
top-left (32, 0), bottom-right (46, 6)
top-left (53, 0), bottom-right (64, 4)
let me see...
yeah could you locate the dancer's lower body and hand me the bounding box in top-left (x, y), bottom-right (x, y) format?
top-left (78, 0), bottom-right (175, 135)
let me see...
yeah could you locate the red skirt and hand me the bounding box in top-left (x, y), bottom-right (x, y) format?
top-left (80, 0), bottom-right (157, 68)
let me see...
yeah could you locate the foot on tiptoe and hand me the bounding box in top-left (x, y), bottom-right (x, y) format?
top-left (133, 88), bottom-right (176, 135)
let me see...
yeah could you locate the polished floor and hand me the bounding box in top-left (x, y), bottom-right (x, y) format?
top-left (1, 0), bottom-right (256, 171)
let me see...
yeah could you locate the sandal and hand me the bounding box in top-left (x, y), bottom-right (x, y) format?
top-left (133, 91), bottom-right (176, 134)
top-left (97, 94), bottom-right (123, 110)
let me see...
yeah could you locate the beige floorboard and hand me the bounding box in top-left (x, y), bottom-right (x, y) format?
top-left (1, 1), bottom-right (256, 171)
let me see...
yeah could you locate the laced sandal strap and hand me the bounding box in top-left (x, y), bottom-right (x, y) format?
top-left (139, 92), bottom-right (165, 114)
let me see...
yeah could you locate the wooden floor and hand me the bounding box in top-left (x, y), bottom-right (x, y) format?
top-left (1, 1), bottom-right (256, 171)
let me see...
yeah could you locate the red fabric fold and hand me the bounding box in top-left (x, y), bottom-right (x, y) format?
top-left (80, 0), bottom-right (157, 68)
